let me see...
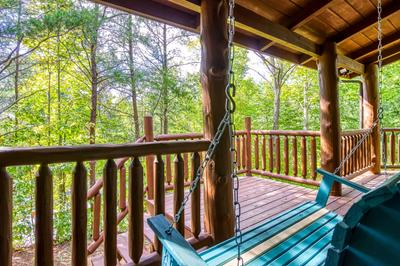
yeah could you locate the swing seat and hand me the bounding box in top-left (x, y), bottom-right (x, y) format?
top-left (148, 169), bottom-right (400, 265)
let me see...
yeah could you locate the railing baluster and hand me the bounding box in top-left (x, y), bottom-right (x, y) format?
top-left (391, 131), bottom-right (395, 165)
top-left (301, 136), bottom-right (307, 178)
top-left (292, 137), bottom-right (298, 176)
top-left (349, 136), bottom-right (354, 173)
top-left (93, 193), bottom-right (101, 241)
top-left (346, 136), bottom-right (351, 176)
top-left (262, 135), bottom-right (266, 171)
top-left (275, 136), bottom-right (281, 174)
top-left (166, 154), bottom-right (172, 185)
top-left (283, 136), bottom-right (289, 175)
top-left (241, 135), bottom-right (246, 170)
top-left (0, 167), bottom-right (12, 266)
top-left (255, 134), bottom-right (259, 170)
top-left (104, 159), bottom-right (117, 266)
top-left (174, 154), bottom-right (185, 235)
top-left (119, 165), bottom-right (126, 210)
top-left (268, 135), bottom-right (274, 172)
top-left (183, 153), bottom-right (189, 182)
top-left (72, 162), bottom-right (87, 266)
top-left (36, 163), bottom-right (53, 266)
top-left (311, 136), bottom-right (317, 180)
top-left (129, 157), bottom-right (143, 264)
top-left (154, 154), bottom-right (165, 253)
top-left (398, 134), bottom-right (400, 164)
top-left (383, 131), bottom-right (387, 165)
top-left (236, 136), bottom-right (241, 170)
top-left (191, 152), bottom-right (201, 238)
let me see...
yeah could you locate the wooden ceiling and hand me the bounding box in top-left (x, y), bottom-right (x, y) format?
top-left (94, 0), bottom-right (400, 76)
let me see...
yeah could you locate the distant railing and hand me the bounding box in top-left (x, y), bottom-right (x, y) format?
top-left (382, 128), bottom-right (400, 168)
top-left (340, 129), bottom-right (373, 178)
top-left (0, 139), bottom-right (210, 265)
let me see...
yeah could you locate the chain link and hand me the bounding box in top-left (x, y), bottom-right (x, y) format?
top-left (333, 0), bottom-right (386, 176)
top-left (166, 2), bottom-right (242, 264)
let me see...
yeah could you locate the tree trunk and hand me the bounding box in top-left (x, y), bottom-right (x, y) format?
top-left (272, 79), bottom-right (281, 130)
top-left (14, 0), bottom-right (22, 140)
top-left (127, 16), bottom-right (140, 140)
top-left (89, 42), bottom-right (98, 185)
top-left (303, 81), bottom-right (309, 130)
top-left (161, 24), bottom-right (168, 134)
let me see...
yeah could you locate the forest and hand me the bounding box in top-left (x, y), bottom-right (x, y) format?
top-left (1, 0), bottom-right (400, 250)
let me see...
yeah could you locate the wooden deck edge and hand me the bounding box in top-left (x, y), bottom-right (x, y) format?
top-left (343, 166), bottom-right (372, 180)
top-left (251, 170), bottom-right (320, 187)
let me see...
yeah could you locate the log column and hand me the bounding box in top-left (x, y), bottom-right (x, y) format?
top-left (362, 64), bottom-right (381, 174)
top-left (318, 42), bottom-right (342, 196)
top-left (201, 0), bottom-right (234, 243)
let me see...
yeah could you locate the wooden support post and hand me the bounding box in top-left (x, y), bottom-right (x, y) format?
top-left (0, 168), bottom-right (12, 266)
top-left (318, 42), bottom-right (342, 196)
top-left (362, 64), bottom-right (381, 174)
top-left (103, 159), bottom-right (117, 266)
top-left (144, 116), bottom-right (155, 199)
top-left (72, 162), bottom-right (87, 266)
top-left (129, 157), bottom-right (143, 264)
top-left (36, 164), bottom-right (53, 266)
top-left (173, 154), bottom-right (185, 235)
top-left (245, 117), bottom-right (252, 175)
top-left (191, 152), bottom-right (201, 238)
top-left (201, 0), bottom-right (234, 243)
top-left (119, 165), bottom-right (126, 210)
top-left (154, 155), bottom-right (165, 252)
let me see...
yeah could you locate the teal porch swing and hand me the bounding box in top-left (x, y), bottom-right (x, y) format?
top-left (148, 0), bottom-right (400, 265)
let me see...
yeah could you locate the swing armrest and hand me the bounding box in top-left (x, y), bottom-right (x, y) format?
top-left (148, 215), bottom-right (207, 266)
top-left (315, 168), bottom-right (370, 207)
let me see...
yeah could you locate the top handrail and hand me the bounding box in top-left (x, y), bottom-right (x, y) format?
top-left (251, 129), bottom-right (320, 136)
top-left (0, 140), bottom-right (210, 167)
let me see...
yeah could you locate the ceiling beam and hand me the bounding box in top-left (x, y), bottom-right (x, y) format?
top-left (94, 0), bottom-right (199, 32)
top-left (337, 54), bottom-right (365, 74)
top-left (348, 31), bottom-right (400, 60)
top-left (287, 0), bottom-right (335, 30)
top-left (364, 45), bottom-right (400, 65)
top-left (382, 53), bottom-right (400, 66)
top-left (332, 1), bottom-right (400, 44)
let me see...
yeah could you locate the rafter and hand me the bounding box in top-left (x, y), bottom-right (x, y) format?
top-left (364, 45), bottom-right (400, 65)
top-left (382, 53), bottom-right (400, 66)
top-left (94, 0), bottom-right (199, 32)
top-left (287, 0), bottom-right (335, 30)
top-left (332, 1), bottom-right (400, 44)
top-left (348, 31), bottom-right (400, 60)
top-left (337, 54), bottom-right (365, 74)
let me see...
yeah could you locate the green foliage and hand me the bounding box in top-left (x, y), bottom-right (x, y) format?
top-left (1, 0), bottom-right (400, 248)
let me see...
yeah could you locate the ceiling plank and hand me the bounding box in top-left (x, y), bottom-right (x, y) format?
top-left (287, 0), bottom-right (336, 30)
top-left (348, 30), bottom-right (400, 60)
top-left (93, 0), bottom-right (199, 32)
top-left (167, 0), bottom-right (321, 57)
top-left (337, 54), bottom-right (365, 74)
top-left (331, 1), bottom-right (400, 44)
top-left (234, 5), bottom-right (320, 57)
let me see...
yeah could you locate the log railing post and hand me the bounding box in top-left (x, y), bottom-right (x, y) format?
top-left (268, 135), bottom-right (274, 172)
top-left (128, 157), bottom-right (143, 264)
top-left (310, 136), bottom-right (317, 180)
top-left (103, 159), bottom-right (117, 266)
top-left (245, 117), bottom-right (252, 176)
top-left (283, 136), bottom-right (289, 175)
top-left (362, 64), bottom-right (380, 174)
top-left (390, 131), bottom-right (395, 165)
top-left (301, 136), bottom-right (307, 178)
top-left (318, 42), bottom-right (342, 196)
top-left (72, 162), bottom-right (87, 266)
top-left (254, 134), bottom-right (259, 170)
top-left (173, 154), bottom-right (185, 235)
top-left (0, 167), bottom-right (12, 266)
top-left (92, 193), bottom-right (101, 241)
top-left (201, 0), bottom-right (234, 243)
top-left (292, 137), bottom-right (298, 176)
top-left (154, 155), bottom-right (165, 252)
top-left (191, 152), bottom-right (201, 238)
top-left (262, 135), bottom-right (266, 171)
top-left (144, 116), bottom-right (155, 199)
top-left (119, 165), bottom-right (126, 211)
top-left (35, 164), bottom-right (53, 266)
top-left (236, 136), bottom-right (241, 170)
top-left (275, 136), bottom-right (281, 174)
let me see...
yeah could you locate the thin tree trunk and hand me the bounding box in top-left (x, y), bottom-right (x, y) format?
top-left (89, 42), bottom-right (98, 185)
top-left (162, 24), bottom-right (168, 134)
top-left (303, 82), bottom-right (309, 130)
top-left (127, 16), bottom-right (140, 140)
top-left (272, 80), bottom-right (281, 130)
top-left (14, 0), bottom-right (22, 139)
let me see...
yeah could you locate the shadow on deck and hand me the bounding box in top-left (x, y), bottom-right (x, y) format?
top-left (92, 171), bottom-right (391, 265)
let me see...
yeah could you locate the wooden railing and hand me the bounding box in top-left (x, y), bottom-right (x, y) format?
top-left (340, 129), bottom-right (373, 178)
top-left (382, 128), bottom-right (400, 168)
top-left (0, 139), bottom-right (210, 265)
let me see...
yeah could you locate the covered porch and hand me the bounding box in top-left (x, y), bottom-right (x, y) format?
top-left (1, 0), bottom-right (400, 265)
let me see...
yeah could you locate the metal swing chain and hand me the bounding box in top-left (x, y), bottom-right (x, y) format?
top-left (167, 3), bottom-right (243, 264)
top-left (333, 0), bottom-right (386, 176)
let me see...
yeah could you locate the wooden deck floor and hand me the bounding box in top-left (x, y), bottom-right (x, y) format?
top-left (97, 171), bottom-right (393, 264)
